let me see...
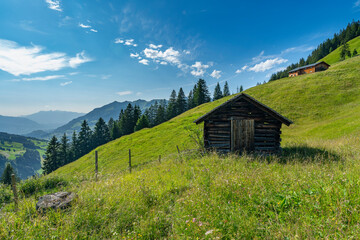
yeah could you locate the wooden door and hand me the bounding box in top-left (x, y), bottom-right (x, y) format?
top-left (231, 119), bottom-right (254, 152)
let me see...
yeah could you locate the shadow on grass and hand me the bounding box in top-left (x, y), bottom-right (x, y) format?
top-left (277, 145), bottom-right (342, 164)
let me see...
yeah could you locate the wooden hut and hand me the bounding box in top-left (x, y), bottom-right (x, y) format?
top-left (194, 93), bottom-right (292, 154)
top-left (288, 61), bottom-right (330, 77)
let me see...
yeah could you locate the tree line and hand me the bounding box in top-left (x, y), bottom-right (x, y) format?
top-left (42, 79), bottom-right (244, 174)
top-left (270, 20), bottom-right (360, 81)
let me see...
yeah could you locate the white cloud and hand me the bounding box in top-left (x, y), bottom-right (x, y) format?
top-left (252, 50), bottom-right (265, 62)
top-left (69, 51), bottom-right (93, 68)
top-left (79, 23), bottom-right (91, 28)
top-left (144, 47), bottom-right (181, 65)
top-left (249, 58), bottom-right (288, 72)
top-left (149, 44), bottom-right (163, 49)
top-left (114, 38), bottom-right (124, 44)
top-left (0, 39), bottom-right (92, 76)
top-left (183, 50), bottom-right (191, 55)
top-left (235, 69), bottom-right (242, 74)
top-left (139, 59), bottom-right (149, 65)
top-left (68, 72), bottom-right (79, 76)
top-left (130, 53), bottom-right (139, 58)
top-left (210, 70), bottom-right (221, 79)
top-left (242, 65), bottom-right (248, 70)
top-left (22, 75), bottom-right (65, 81)
top-left (117, 91), bottom-right (133, 96)
top-left (90, 29), bottom-right (98, 33)
top-left (45, 0), bottom-right (62, 12)
top-left (60, 81), bottom-right (72, 86)
top-left (124, 39), bottom-right (134, 45)
top-left (190, 61), bottom-right (209, 77)
top-left (160, 61), bottom-right (168, 65)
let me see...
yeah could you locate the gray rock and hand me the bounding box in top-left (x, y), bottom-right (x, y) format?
top-left (36, 192), bottom-right (76, 211)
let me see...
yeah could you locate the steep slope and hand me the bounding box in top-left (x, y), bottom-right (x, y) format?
top-left (51, 99), bottom-right (162, 138)
top-left (320, 36), bottom-right (360, 64)
top-left (54, 55), bottom-right (360, 178)
top-left (22, 110), bottom-right (84, 129)
top-left (0, 115), bottom-right (43, 135)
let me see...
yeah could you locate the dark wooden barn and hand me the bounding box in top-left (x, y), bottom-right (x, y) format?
top-left (194, 93), bottom-right (293, 154)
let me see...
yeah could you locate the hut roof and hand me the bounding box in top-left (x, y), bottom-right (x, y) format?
top-left (194, 93), bottom-right (293, 126)
top-left (288, 61), bottom-right (330, 73)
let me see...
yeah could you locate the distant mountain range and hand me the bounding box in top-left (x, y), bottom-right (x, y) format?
top-left (22, 111), bottom-right (84, 129)
top-left (50, 99), bottom-right (161, 138)
top-left (0, 111), bottom-right (84, 136)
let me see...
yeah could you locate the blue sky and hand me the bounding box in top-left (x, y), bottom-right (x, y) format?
top-left (0, 0), bottom-right (359, 116)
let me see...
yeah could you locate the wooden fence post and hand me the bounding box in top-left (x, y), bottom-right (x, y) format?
top-left (11, 174), bottom-right (18, 211)
top-left (95, 151), bottom-right (98, 181)
top-left (129, 149), bottom-right (132, 173)
top-left (158, 155), bottom-right (161, 163)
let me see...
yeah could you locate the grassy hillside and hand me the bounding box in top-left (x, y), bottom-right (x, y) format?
top-left (1, 56), bottom-right (360, 238)
top-left (320, 36), bottom-right (360, 65)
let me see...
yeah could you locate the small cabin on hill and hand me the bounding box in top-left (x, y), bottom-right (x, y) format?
top-left (288, 61), bottom-right (330, 77)
top-left (194, 93), bottom-right (292, 154)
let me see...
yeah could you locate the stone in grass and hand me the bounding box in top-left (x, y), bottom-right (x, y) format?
top-left (36, 192), bottom-right (77, 212)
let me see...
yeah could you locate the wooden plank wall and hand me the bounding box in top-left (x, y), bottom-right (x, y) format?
top-left (204, 98), bottom-right (282, 154)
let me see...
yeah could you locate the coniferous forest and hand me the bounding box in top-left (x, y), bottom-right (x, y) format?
top-left (269, 20), bottom-right (360, 81)
top-left (42, 80), bottom-right (244, 174)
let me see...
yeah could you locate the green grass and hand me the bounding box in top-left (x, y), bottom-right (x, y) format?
top-left (1, 56), bottom-right (360, 238)
top-left (319, 36), bottom-right (360, 65)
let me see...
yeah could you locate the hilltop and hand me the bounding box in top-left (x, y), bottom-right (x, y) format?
top-left (1, 56), bottom-right (360, 238)
top-left (320, 36), bottom-right (360, 64)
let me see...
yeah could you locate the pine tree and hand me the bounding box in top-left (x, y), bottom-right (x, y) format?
top-left (213, 82), bottom-right (223, 100)
top-left (108, 118), bottom-right (115, 133)
top-left (340, 42), bottom-right (351, 60)
top-left (133, 105), bottom-right (142, 128)
top-left (119, 104), bottom-right (135, 135)
top-left (176, 87), bottom-right (187, 114)
top-left (70, 131), bottom-right (80, 161)
top-left (187, 90), bottom-right (195, 109)
top-left (134, 115), bottom-right (150, 131)
top-left (93, 117), bottom-right (111, 147)
top-left (59, 133), bottom-right (69, 166)
top-left (194, 79), bottom-right (210, 106)
top-left (1, 162), bottom-right (15, 185)
top-left (78, 120), bottom-right (93, 156)
top-left (223, 81), bottom-right (230, 96)
top-left (43, 136), bottom-right (60, 174)
top-left (111, 122), bottom-right (122, 140)
top-left (166, 90), bottom-right (177, 120)
top-left (240, 85), bottom-right (244, 92)
top-left (155, 104), bottom-right (166, 125)
top-left (353, 49), bottom-right (358, 57)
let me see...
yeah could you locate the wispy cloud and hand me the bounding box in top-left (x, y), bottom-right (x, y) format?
top-left (139, 59), bottom-right (149, 65)
top-left (60, 81), bottom-right (72, 86)
top-left (79, 23), bottom-right (91, 28)
top-left (149, 44), bottom-right (163, 49)
top-left (22, 75), bottom-right (65, 81)
top-left (249, 58), bottom-right (288, 72)
top-left (90, 29), bottom-right (98, 33)
top-left (210, 70), bottom-right (221, 79)
top-left (143, 47), bottom-right (181, 66)
top-left (0, 39), bottom-right (93, 76)
top-left (235, 65), bottom-right (248, 74)
top-left (355, 0), bottom-right (360, 7)
top-left (281, 45), bottom-right (315, 54)
top-left (114, 38), bottom-right (137, 47)
top-left (117, 91), bottom-right (133, 96)
top-left (190, 61), bottom-right (209, 77)
top-left (45, 0), bottom-right (62, 12)
top-left (130, 53), bottom-right (139, 58)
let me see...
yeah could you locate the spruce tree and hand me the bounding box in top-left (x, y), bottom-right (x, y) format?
top-left (43, 135), bottom-right (60, 174)
top-left (213, 82), bottom-right (223, 101)
top-left (108, 118), bottom-right (115, 133)
top-left (353, 49), bottom-right (358, 57)
top-left (78, 120), bottom-right (93, 156)
top-left (134, 115), bottom-right (150, 131)
top-left (176, 87), bottom-right (187, 115)
top-left (166, 90), bottom-right (177, 120)
top-left (119, 103), bottom-right (135, 135)
top-left (155, 103), bottom-right (166, 125)
top-left (71, 131), bottom-right (80, 161)
top-left (133, 105), bottom-right (142, 128)
top-left (340, 42), bottom-right (351, 60)
top-left (240, 85), bottom-right (244, 92)
top-left (111, 122), bottom-right (122, 140)
top-left (187, 90), bottom-right (195, 109)
top-left (59, 133), bottom-right (69, 166)
top-left (1, 162), bottom-right (15, 185)
top-left (194, 79), bottom-right (210, 106)
top-left (93, 117), bottom-right (111, 147)
top-left (223, 81), bottom-right (230, 96)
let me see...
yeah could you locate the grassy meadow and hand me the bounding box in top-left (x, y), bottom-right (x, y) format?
top-left (320, 36), bottom-right (360, 65)
top-left (1, 55), bottom-right (360, 238)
